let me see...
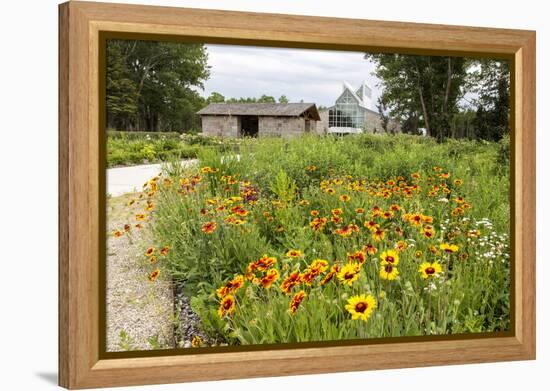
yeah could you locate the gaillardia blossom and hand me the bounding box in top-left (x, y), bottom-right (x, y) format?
top-left (216, 275), bottom-right (245, 298)
top-left (217, 294), bottom-right (236, 318)
top-left (419, 261), bottom-right (443, 279)
top-left (289, 290), bottom-right (306, 314)
top-left (201, 221), bottom-right (217, 234)
top-left (148, 269), bottom-right (160, 282)
top-left (260, 268), bottom-right (280, 289)
top-left (379, 263), bottom-right (399, 280)
top-left (286, 249), bottom-right (302, 258)
top-left (345, 294), bottom-right (377, 322)
top-left (440, 242), bottom-right (459, 253)
top-left (380, 249), bottom-right (399, 266)
top-left (280, 271), bottom-right (301, 294)
top-left (337, 263), bottom-right (361, 286)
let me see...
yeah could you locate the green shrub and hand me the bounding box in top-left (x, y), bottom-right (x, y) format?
top-left (107, 130), bottom-right (180, 140)
top-left (106, 132), bottom-right (239, 167)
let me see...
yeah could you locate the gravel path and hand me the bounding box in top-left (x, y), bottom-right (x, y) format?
top-left (106, 194), bottom-right (176, 352)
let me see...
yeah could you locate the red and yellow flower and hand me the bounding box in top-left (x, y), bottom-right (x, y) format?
top-left (301, 259), bottom-right (329, 285)
top-left (289, 290), bottom-right (306, 314)
top-left (363, 243), bottom-right (378, 255)
top-left (246, 255), bottom-right (277, 279)
top-left (310, 217), bottom-right (328, 231)
top-left (379, 263), bottom-right (399, 280)
top-left (148, 269), bottom-right (160, 282)
top-left (380, 249), bottom-right (399, 266)
top-left (394, 240), bottom-right (408, 252)
top-left (135, 213), bottom-right (147, 221)
top-left (201, 221), bottom-right (217, 234)
top-left (337, 262), bottom-right (361, 286)
top-left (418, 261), bottom-right (443, 279)
top-left (280, 271), bottom-right (301, 294)
top-left (345, 294), bottom-right (377, 322)
top-left (216, 275), bottom-right (245, 298)
top-left (260, 268), bottom-right (280, 289)
top-left (347, 250), bottom-right (366, 264)
top-left (321, 264), bottom-right (340, 285)
top-left (371, 228), bottom-right (385, 242)
top-left (440, 243), bottom-right (459, 253)
top-left (286, 249), bottom-right (303, 258)
top-left (217, 294), bottom-right (236, 318)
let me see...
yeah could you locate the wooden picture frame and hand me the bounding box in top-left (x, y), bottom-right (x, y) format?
top-left (58, 1), bottom-right (536, 388)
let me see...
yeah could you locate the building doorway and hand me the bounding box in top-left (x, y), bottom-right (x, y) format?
top-left (240, 116), bottom-right (259, 137)
top-left (305, 119), bottom-right (311, 133)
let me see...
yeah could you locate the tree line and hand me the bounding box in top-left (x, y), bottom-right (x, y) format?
top-left (205, 92), bottom-right (290, 104)
top-left (106, 40), bottom-right (510, 141)
top-left (366, 53), bottom-right (510, 141)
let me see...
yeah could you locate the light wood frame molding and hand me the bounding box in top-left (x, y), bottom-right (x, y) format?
top-left (58, 1), bottom-right (536, 389)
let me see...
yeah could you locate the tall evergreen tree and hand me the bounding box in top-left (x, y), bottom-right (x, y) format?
top-left (106, 41), bottom-right (139, 130)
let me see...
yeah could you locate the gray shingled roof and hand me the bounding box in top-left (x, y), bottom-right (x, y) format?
top-left (197, 103), bottom-right (320, 120)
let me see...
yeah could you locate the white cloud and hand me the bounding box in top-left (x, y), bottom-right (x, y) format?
top-left (201, 44), bottom-right (382, 108)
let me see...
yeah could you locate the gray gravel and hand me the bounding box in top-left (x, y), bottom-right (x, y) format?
top-left (173, 285), bottom-right (212, 348)
top-left (106, 197), bottom-right (176, 352)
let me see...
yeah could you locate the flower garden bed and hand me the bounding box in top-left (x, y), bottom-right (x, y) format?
top-left (110, 134), bottom-right (510, 348)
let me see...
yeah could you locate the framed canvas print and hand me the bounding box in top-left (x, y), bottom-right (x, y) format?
top-left (58, 1), bottom-right (536, 389)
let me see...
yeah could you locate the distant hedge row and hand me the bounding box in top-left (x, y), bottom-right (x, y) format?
top-left (106, 130), bottom-right (243, 167)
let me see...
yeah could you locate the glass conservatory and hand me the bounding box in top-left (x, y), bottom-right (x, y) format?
top-left (328, 82), bottom-right (373, 134)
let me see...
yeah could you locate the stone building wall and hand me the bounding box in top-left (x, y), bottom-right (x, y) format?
top-left (364, 110), bottom-right (402, 134)
top-left (317, 110), bottom-right (329, 135)
top-left (200, 115), bottom-right (240, 137)
top-left (258, 116), bottom-right (306, 138)
top-left (201, 114), bottom-right (326, 138)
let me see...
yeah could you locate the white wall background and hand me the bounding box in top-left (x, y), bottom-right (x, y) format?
top-left (0, 0), bottom-right (547, 389)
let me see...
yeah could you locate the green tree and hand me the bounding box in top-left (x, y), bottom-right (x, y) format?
top-left (450, 109), bottom-right (476, 139)
top-left (206, 92), bottom-right (225, 104)
top-left (469, 60), bottom-right (510, 141)
top-left (106, 41), bottom-right (139, 130)
top-left (258, 95), bottom-right (276, 103)
top-left (366, 53), bottom-right (467, 141)
top-left (376, 97), bottom-right (391, 133)
top-left (225, 95), bottom-right (278, 104)
top-left (106, 40), bottom-right (210, 133)
top-left (278, 95), bottom-right (289, 104)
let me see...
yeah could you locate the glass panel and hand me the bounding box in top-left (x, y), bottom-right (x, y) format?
top-left (329, 91), bottom-right (365, 129)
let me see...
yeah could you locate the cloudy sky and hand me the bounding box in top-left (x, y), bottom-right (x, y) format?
top-left (200, 44), bottom-right (382, 109)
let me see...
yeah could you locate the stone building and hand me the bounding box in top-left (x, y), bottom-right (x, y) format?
top-left (197, 103), bottom-right (321, 138)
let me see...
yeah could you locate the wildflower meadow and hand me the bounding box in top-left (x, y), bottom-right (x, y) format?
top-left (111, 133), bottom-right (511, 347)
